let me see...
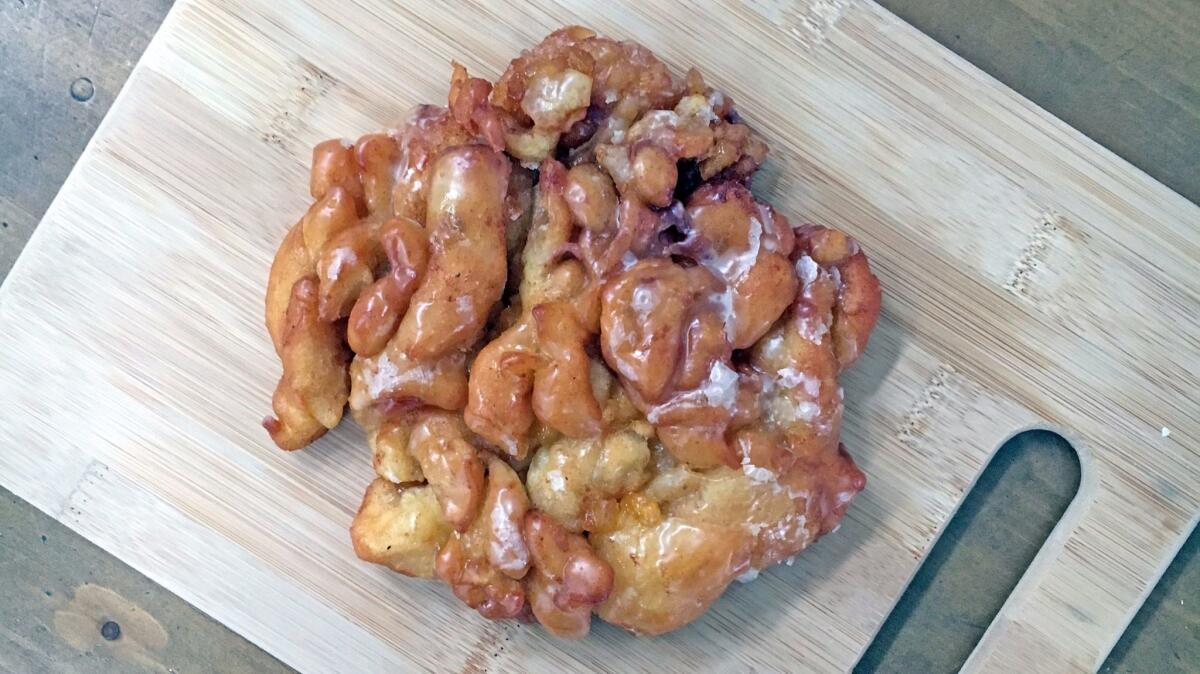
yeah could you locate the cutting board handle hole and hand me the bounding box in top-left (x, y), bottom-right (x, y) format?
top-left (1101, 525), bottom-right (1200, 669)
top-left (856, 430), bottom-right (1079, 672)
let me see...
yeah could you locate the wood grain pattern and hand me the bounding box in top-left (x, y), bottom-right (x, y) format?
top-left (0, 1), bottom-right (1196, 671)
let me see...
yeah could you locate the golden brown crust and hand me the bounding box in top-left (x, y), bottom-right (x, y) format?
top-left (263, 26), bottom-right (881, 639)
top-left (265, 222), bottom-right (311, 355)
top-left (594, 504), bottom-right (752, 635)
top-left (390, 145), bottom-right (511, 361)
top-left (435, 457), bottom-right (531, 620)
top-left (351, 479), bottom-right (451, 578)
top-left (263, 275), bottom-right (348, 448)
top-left (524, 510), bottom-right (613, 638)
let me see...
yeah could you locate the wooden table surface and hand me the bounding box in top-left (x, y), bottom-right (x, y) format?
top-left (0, 1), bottom-right (1195, 672)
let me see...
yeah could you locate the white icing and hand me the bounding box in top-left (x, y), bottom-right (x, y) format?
top-left (546, 469), bottom-right (567, 493)
top-left (795, 255), bottom-right (819, 286)
top-left (718, 287), bottom-right (737, 341)
top-left (758, 332), bottom-right (786, 360)
top-left (776, 367), bottom-right (820, 398)
top-left (324, 246), bottom-right (356, 281)
top-left (646, 360), bottom-right (739, 423)
top-left (456, 294), bottom-right (475, 320)
top-left (633, 110), bottom-right (681, 142)
top-left (796, 316), bottom-right (829, 344)
top-left (381, 465), bottom-right (402, 483)
top-left (742, 462), bottom-right (778, 484)
top-left (500, 435), bottom-right (520, 457)
top-left (740, 447), bottom-right (779, 484)
top-left (364, 352), bottom-right (434, 398)
top-left (776, 367), bottom-right (803, 388)
top-left (736, 568), bottom-right (760, 583)
top-left (703, 209), bottom-right (762, 282)
top-left (702, 361), bottom-right (740, 409)
top-left (522, 68), bottom-right (591, 127)
top-left (489, 497), bottom-right (527, 575)
top-left (632, 286), bottom-right (654, 314)
top-left (756, 204), bottom-right (780, 252)
top-left (801, 399), bottom-right (824, 420)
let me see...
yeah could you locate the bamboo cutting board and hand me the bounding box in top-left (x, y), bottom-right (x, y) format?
top-left (1, 0), bottom-right (1197, 671)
